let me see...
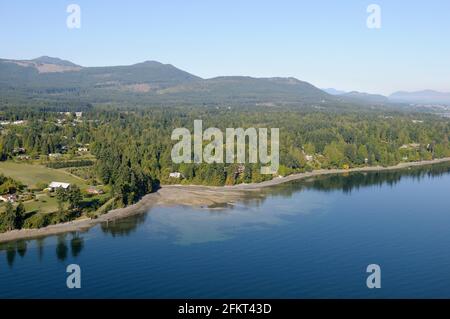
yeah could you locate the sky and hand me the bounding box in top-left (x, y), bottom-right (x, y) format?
top-left (0, 0), bottom-right (449, 95)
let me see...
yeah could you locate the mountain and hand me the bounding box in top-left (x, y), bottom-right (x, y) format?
top-left (32, 56), bottom-right (81, 67)
top-left (389, 90), bottom-right (450, 105)
top-left (1, 56), bottom-right (82, 74)
top-left (341, 91), bottom-right (389, 104)
top-left (0, 57), bottom-right (200, 91)
top-left (0, 56), bottom-right (336, 107)
top-left (160, 76), bottom-right (334, 106)
top-left (322, 88), bottom-right (347, 95)
top-left (322, 88), bottom-right (389, 105)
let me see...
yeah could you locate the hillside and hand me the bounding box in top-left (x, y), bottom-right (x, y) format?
top-left (0, 56), bottom-right (337, 107)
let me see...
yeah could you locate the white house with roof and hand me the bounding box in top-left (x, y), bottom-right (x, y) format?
top-left (169, 172), bottom-right (183, 179)
top-left (48, 182), bottom-right (71, 191)
top-left (0, 194), bottom-right (17, 203)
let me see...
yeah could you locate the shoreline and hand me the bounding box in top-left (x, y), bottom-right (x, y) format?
top-left (1, 157), bottom-right (450, 244)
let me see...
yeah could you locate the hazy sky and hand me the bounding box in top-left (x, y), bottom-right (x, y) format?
top-left (1, 0), bottom-right (449, 95)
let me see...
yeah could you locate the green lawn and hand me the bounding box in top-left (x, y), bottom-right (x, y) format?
top-left (0, 161), bottom-right (89, 189)
top-left (23, 193), bottom-right (64, 214)
top-left (0, 193), bottom-right (66, 215)
top-left (0, 161), bottom-right (107, 215)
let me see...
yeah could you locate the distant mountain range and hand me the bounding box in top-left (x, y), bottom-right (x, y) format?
top-left (323, 88), bottom-right (389, 104)
top-left (341, 91), bottom-right (389, 104)
top-left (325, 87), bottom-right (450, 106)
top-left (322, 88), bottom-right (347, 95)
top-left (1, 56), bottom-right (448, 108)
top-left (389, 90), bottom-right (450, 105)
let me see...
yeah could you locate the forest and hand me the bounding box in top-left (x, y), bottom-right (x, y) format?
top-left (0, 103), bottom-right (449, 232)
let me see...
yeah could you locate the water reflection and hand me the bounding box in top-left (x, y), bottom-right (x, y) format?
top-left (71, 235), bottom-right (84, 257)
top-left (16, 240), bottom-right (27, 257)
top-left (36, 237), bottom-right (45, 261)
top-left (1, 240), bottom-right (29, 267)
top-left (266, 162), bottom-right (450, 197)
top-left (6, 243), bottom-right (16, 267)
top-left (100, 213), bottom-right (148, 237)
top-left (129, 163), bottom-right (450, 245)
top-left (1, 162), bottom-right (450, 261)
top-left (56, 235), bottom-right (68, 261)
top-left (0, 232), bottom-right (86, 267)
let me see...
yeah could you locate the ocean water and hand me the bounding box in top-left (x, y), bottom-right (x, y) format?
top-left (1, 164), bottom-right (450, 298)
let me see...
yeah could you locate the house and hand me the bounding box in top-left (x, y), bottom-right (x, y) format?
top-left (236, 164), bottom-right (245, 174)
top-left (13, 147), bottom-right (26, 155)
top-left (233, 164), bottom-right (245, 179)
top-left (0, 120), bottom-right (26, 126)
top-left (17, 155), bottom-right (31, 160)
top-left (86, 187), bottom-right (104, 195)
top-left (0, 194), bottom-right (17, 203)
top-left (169, 172), bottom-right (183, 179)
top-left (49, 153), bottom-right (62, 158)
top-left (399, 143), bottom-right (420, 150)
top-left (13, 147), bottom-right (26, 154)
top-left (48, 182), bottom-right (71, 191)
top-left (305, 155), bottom-right (314, 162)
top-left (78, 147), bottom-right (88, 152)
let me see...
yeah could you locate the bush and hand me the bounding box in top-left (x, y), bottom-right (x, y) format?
top-left (33, 182), bottom-right (49, 191)
top-left (23, 213), bottom-right (51, 229)
top-left (86, 211), bottom-right (98, 219)
top-left (46, 160), bottom-right (94, 169)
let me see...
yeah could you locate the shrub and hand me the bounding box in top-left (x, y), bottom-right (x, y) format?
top-left (46, 160), bottom-right (94, 169)
top-left (23, 213), bottom-right (51, 229)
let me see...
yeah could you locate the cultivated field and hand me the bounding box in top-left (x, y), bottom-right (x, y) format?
top-left (0, 161), bottom-right (89, 189)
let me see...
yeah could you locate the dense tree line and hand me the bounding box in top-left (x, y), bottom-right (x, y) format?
top-left (1, 105), bottom-right (450, 199)
top-left (46, 160), bottom-right (94, 169)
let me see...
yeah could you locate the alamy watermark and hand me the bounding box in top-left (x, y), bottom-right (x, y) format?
top-left (171, 120), bottom-right (279, 174)
top-left (66, 264), bottom-right (81, 289)
top-left (66, 4), bottom-right (81, 29)
top-left (367, 4), bottom-right (381, 29)
top-left (366, 264), bottom-right (381, 289)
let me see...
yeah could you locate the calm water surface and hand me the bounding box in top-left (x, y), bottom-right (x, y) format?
top-left (2, 164), bottom-right (450, 298)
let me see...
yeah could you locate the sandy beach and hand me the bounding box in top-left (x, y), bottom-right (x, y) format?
top-left (1, 157), bottom-right (450, 244)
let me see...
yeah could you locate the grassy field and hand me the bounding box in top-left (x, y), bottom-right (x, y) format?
top-left (23, 193), bottom-right (63, 214)
top-left (0, 193), bottom-right (66, 214)
top-left (0, 161), bottom-right (89, 189)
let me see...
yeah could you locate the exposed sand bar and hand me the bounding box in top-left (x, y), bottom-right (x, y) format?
top-left (1, 157), bottom-right (450, 244)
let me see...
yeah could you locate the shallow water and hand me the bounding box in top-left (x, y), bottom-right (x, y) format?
top-left (2, 164), bottom-right (450, 298)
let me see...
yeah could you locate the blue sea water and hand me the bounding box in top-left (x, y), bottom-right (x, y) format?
top-left (1, 164), bottom-right (450, 298)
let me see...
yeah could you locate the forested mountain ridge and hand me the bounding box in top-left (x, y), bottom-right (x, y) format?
top-left (0, 57), bottom-right (337, 107)
top-left (0, 58), bottom-right (199, 90)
